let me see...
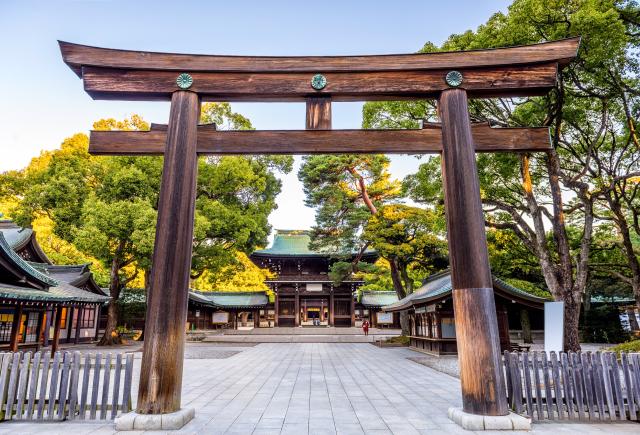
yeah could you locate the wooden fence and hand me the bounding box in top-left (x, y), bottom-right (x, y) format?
top-left (0, 351), bottom-right (135, 421)
top-left (503, 351), bottom-right (640, 421)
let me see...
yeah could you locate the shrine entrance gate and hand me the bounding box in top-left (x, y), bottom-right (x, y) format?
top-left (59, 37), bottom-right (579, 422)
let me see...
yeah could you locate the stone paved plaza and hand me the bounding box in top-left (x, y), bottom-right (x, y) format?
top-left (0, 343), bottom-right (638, 434)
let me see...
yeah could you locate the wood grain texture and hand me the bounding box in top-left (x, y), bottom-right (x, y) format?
top-left (59, 38), bottom-right (580, 76)
top-left (306, 97), bottom-right (332, 129)
top-left (136, 91), bottom-right (200, 415)
top-left (439, 89), bottom-right (507, 416)
top-left (80, 63), bottom-right (559, 102)
top-left (89, 125), bottom-right (551, 155)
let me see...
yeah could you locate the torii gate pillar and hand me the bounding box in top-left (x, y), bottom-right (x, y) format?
top-left (137, 91), bottom-right (200, 416)
top-left (439, 89), bottom-right (507, 416)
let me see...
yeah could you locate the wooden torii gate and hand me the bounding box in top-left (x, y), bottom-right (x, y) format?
top-left (60, 38), bottom-right (579, 425)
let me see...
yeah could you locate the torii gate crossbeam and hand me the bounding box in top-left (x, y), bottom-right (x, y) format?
top-left (59, 37), bottom-right (579, 430)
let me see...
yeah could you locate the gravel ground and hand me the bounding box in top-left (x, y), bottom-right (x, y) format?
top-left (57, 341), bottom-right (254, 360)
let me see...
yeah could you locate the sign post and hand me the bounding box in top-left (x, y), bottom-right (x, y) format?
top-left (544, 301), bottom-right (565, 353)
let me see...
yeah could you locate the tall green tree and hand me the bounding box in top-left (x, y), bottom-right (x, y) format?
top-left (1, 105), bottom-right (292, 344)
top-left (362, 204), bottom-right (448, 296)
top-left (364, 0), bottom-right (639, 350)
top-left (298, 154), bottom-right (402, 279)
top-left (298, 156), bottom-right (449, 334)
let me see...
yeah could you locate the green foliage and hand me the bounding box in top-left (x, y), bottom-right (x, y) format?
top-left (382, 335), bottom-right (410, 345)
top-left (74, 196), bottom-right (157, 277)
top-left (117, 288), bottom-right (147, 329)
top-left (361, 0), bottom-right (640, 325)
top-left (353, 260), bottom-right (396, 293)
top-left (609, 339), bottom-right (640, 355)
top-left (298, 153), bottom-right (448, 298)
top-left (298, 154), bottom-right (400, 252)
top-left (581, 304), bottom-right (630, 343)
top-left (363, 204), bottom-right (448, 292)
top-left (504, 278), bottom-right (552, 299)
top-left (0, 107), bottom-right (291, 343)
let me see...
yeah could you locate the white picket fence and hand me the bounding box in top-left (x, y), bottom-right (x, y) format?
top-left (0, 351), bottom-right (135, 421)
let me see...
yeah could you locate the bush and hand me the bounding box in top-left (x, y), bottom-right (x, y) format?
top-left (609, 340), bottom-right (640, 356)
top-left (383, 336), bottom-right (410, 345)
top-left (580, 305), bottom-right (630, 344)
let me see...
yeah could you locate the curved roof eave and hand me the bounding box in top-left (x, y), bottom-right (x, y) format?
top-left (59, 37), bottom-right (581, 77)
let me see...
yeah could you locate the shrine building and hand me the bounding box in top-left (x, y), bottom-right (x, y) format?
top-left (0, 219), bottom-right (109, 351)
top-left (250, 229), bottom-right (392, 328)
top-left (383, 270), bottom-right (547, 355)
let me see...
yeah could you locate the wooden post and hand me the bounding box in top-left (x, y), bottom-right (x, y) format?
top-left (42, 308), bottom-right (51, 347)
top-left (52, 305), bottom-right (64, 355)
top-left (274, 291), bottom-right (279, 327)
top-left (36, 309), bottom-right (45, 348)
top-left (329, 292), bottom-right (334, 326)
top-left (254, 310), bottom-right (259, 328)
top-left (306, 97), bottom-right (332, 129)
top-left (438, 88), bottom-right (508, 416)
top-left (350, 296), bottom-right (355, 327)
top-left (75, 306), bottom-right (84, 344)
top-left (9, 304), bottom-right (23, 352)
top-left (66, 306), bottom-right (75, 343)
top-left (295, 292), bottom-right (300, 327)
top-left (137, 90), bottom-right (200, 415)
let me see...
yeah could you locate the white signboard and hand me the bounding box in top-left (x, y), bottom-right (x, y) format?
top-left (544, 301), bottom-right (564, 353)
top-left (306, 283), bottom-right (323, 292)
top-left (212, 311), bottom-right (229, 324)
top-left (376, 312), bottom-right (393, 324)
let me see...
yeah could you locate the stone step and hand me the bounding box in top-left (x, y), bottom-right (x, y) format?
top-left (201, 334), bottom-right (399, 343)
top-left (219, 327), bottom-right (402, 336)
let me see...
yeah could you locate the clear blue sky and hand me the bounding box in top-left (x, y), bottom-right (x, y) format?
top-left (0, 0), bottom-right (511, 233)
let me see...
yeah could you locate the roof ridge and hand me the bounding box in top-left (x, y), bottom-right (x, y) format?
top-left (0, 233), bottom-right (58, 287)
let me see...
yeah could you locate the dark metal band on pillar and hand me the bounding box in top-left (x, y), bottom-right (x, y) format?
top-left (137, 90), bottom-right (200, 414)
top-left (438, 88), bottom-right (508, 416)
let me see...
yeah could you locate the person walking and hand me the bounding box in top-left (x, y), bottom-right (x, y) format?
top-left (362, 319), bottom-right (370, 336)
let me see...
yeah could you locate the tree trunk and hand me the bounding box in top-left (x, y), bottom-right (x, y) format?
top-left (519, 309), bottom-right (532, 344)
top-left (583, 286), bottom-right (592, 314)
top-left (136, 268), bottom-right (151, 342)
top-left (608, 192), bottom-right (640, 310)
top-left (563, 291), bottom-right (582, 352)
top-left (388, 258), bottom-right (409, 334)
top-left (98, 247), bottom-right (124, 346)
top-left (399, 311), bottom-right (409, 336)
top-left (399, 261), bottom-right (414, 294)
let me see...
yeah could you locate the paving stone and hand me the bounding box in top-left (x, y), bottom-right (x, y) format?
top-left (3, 343), bottom-right (639, 434)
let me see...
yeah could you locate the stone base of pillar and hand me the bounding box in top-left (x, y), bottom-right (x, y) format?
top-left (447, 407), bottom-right (530, 431)
top-left (115, 408), bottom-right (195, 431)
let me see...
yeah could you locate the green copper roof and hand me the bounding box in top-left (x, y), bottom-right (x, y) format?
top-left (0, 282), bottom-right (110, 304)
top-left (383, 270), bottom-right (549, 312)
top-left (360, 291), bottom-right (398, 308)
top-left (252, 230), bottom-right (320, 256)
top-left (189, 291), bottom-right (269, 309)
top-left (0, 221), bottom-right (33, 250)
top-left (0, 233), bottom-right (58, 287)
top-left (252, 229), bottom-right (376, 257)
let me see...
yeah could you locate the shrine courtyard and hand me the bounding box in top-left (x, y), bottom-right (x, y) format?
top-left (0, 343), bottom-right (637, 435)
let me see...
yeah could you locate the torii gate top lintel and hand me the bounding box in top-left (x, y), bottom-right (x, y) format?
top-left (59, 37), bottom-right (580, 102)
